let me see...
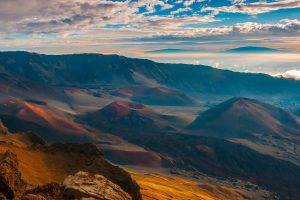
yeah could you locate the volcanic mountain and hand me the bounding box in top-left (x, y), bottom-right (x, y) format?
top-left (187, 97), bottom-right (300, 164)
top-left (80, 100), bottom-right (182, 134)
top-left (111, 86), bottom-right (198, 106)
top-left (188, 97), bottom-right (300, 138)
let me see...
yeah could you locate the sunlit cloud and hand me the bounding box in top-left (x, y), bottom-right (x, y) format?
top-left (203, 0), bottom-right (300, 15)
top-left (0, 0), bottom-right (299, 53)
top-left (274, 69), bottom-right (300, 80)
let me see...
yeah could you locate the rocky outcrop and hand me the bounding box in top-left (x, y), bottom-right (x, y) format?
top-left (23, 172), bottom-right (133, 200)
top-left (41, 143), bottom-right (142, 200)
top-left (0, 121), bottom-right (9, 135)
top-left (0, 150), bottom-right (26, 199)
top-left (0, 140), bottom-right (142, 200)
top-left (24, 183), bottom-right (63, 200)
top-left (63, 171), bottom-right (132, 200)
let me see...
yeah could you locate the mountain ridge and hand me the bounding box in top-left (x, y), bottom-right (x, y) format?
top-left (0, 51), bottom-right (299, 97)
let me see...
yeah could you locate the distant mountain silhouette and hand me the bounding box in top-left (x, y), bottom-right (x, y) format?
top-left (226, 46), bottom-right (281, 53)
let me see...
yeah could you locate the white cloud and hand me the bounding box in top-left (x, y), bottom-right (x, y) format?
top-left (138, 19), bottom-right (300, 40)
top-left (274, 69), bottom-right (300, 80)
top-left (203, 0), bottom-right (300, 15)
top-left (0, 0), bottom-right (214, 35)
top-left (0, 0), bottom-right (299, 53)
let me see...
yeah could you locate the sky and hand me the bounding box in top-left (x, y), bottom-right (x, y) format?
top-left (0, 0), bottom-right (299, 76)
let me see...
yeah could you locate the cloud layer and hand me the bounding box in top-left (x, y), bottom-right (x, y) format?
top-left (0, 0), bottom-right (299, 53)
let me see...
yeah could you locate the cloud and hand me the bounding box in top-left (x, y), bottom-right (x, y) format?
top-left (1, 0), bottom-right (299, 36)
top-left (0, 0), bottom-right (299, 53)
top-left (0, 0), bottom-right (215, 35)
top-left (203, 0), bottom-right (300, 15)
top-left (274, 69), bottom-right (300, 80)
top-left (134, 19), bottom-right (300, 41)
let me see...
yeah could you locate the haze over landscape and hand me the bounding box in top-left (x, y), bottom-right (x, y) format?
top-left (0, 1), bottom-right (299, 200)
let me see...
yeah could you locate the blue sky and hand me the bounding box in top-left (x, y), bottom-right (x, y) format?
top-left (0, 0), bottom-right (299, 54)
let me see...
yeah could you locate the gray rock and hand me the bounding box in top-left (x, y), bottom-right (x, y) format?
top-left (63, 172), bottom-right (132, 200)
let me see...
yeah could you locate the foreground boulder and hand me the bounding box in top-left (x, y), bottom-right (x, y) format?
top-left (63, 171), bottom-right (132, 200)
top-left (23, 172), bottom-right (133, 200)
top-left (40, 143), bottom-right (141, 200)
top-left (0, 151), bottom-right (26, 199)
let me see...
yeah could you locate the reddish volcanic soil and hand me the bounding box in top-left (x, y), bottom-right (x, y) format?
top-left (17, 102), bottom-right (87, 134)
top-left (0, 98), bottom-right (88, 135)
top-left (104, 101), bottom-right (146, 118)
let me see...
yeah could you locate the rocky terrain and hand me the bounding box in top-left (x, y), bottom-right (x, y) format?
top-left (0, 127), bottom-right (141, 200)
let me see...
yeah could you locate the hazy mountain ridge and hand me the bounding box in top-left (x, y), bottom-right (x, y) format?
top-left (0, 51), bottom-right (299, 97)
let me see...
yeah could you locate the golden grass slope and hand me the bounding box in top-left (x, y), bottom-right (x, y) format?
top-left (131, 172), bottom-right (246, 200)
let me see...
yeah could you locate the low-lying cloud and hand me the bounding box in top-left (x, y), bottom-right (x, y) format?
top-left (274, 69), bottom-right (300, 80)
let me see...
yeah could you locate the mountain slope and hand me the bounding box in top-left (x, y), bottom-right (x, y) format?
top-left (111, 86), bottom-right (198, 106)
top-left (0, 97), bottom-right (92, 142)
top-left (187, 97), bottom-right (300, 164)
top-left (188, 97), bottom-right (300, 138)
top-left (110, 131), bottom-right (300, 200)
top-left (0, 51), bottom-right (299, 97)
top-left (80, 100), bottom-right (182, 133)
